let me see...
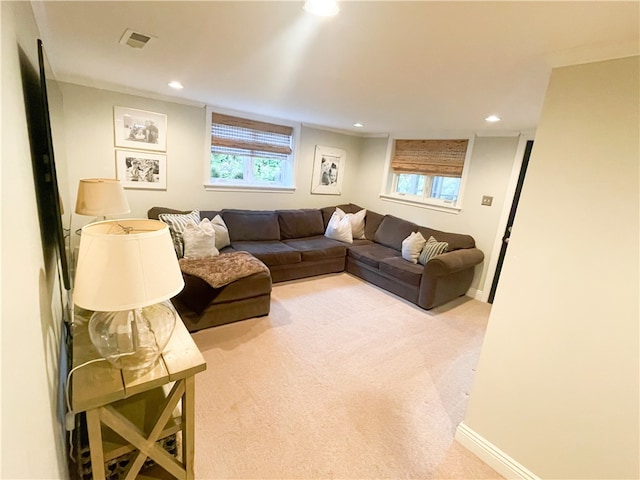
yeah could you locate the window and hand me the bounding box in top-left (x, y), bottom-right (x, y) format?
top-left (395, 174), bottom-right (461, 201)
top-left (206, 110), bottom-right (297, 190)
top-left (383, 138), bottom-right (471, 211)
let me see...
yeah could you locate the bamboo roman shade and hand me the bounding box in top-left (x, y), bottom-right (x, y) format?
top-left (391, 139), bottom-right (468, 177)
top-left (211, 112), bottom-right (293, 157)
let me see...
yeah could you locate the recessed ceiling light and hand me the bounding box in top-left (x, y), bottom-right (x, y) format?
top-left (485, 115), bottom-right (501, 123)
top-left (304, 0), bottom-right (339, 17)
top-left (353, 122), bottom-right (364, 128)
top-left (168, 81), bottom-right (184, 90)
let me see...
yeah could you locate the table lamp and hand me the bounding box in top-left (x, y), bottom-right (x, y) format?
top-left (75, 178), bottom-right (130, 221)
top-left (73, 219), bottom-right (185, 370)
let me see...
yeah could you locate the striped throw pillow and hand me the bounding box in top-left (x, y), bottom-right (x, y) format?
top-left (418, 236), bottom-right (449, 265)
top-left (158, 209), bottom-right (201, 258)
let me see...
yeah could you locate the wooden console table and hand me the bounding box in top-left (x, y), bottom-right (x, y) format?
top-left (72, 307), bottom-right (207, 480)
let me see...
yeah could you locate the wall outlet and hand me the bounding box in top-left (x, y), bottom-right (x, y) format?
top-left (481, 195), bottom-right (493, 206)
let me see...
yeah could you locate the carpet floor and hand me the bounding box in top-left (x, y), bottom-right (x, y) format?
top-left (190, 273), bottom-right (502, 479)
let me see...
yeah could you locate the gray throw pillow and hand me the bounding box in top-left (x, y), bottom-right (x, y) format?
top-left (418, 236), bottom-right (449, 265)
top-left (158, 209), bottom-right (201, 258)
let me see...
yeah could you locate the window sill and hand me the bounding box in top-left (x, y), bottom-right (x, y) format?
top-left (379, 193), bottom-right (462, 214)
top-left (204, 184), bottom-right (296, 194)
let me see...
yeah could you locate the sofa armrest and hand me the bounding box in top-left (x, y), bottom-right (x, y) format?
top-left (423, 248), bottom-right (484, 276)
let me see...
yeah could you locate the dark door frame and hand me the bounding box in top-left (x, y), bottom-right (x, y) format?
top-left (483, 133), bottom-right (535, 304)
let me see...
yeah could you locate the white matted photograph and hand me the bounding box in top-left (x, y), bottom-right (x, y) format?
top-left (116, 150), bottom-right (167, 190)
top-left (114, 106), bottom-right (167, 151)
top-left (311, 145), bottom-right (346, 195)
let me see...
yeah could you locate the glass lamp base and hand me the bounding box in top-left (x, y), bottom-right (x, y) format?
top-left (88, 303), bottom-right (177, 370)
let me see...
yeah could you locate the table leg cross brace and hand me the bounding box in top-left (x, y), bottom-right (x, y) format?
top-left (90, 379), bottom-right (190, 480)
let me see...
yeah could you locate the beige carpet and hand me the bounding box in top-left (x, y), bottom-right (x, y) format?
top-left (190, 273), bottom-right (502, 479)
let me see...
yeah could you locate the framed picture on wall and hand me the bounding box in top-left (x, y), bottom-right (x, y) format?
top-left (310, 145), bottom-right (346, 195)
top-left (116, 150), bottom-right (167, 190)
top-left (113, 106), bottom-right (167, 152)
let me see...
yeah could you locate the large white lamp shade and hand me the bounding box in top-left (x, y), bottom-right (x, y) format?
top-left (73, 219), bottom-right (184, 370)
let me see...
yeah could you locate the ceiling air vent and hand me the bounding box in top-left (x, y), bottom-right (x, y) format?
top-left (119, 29), bottom-right (154, 49)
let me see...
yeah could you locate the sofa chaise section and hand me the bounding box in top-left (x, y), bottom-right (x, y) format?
top-left (148, 206), bottom-right (273, 332)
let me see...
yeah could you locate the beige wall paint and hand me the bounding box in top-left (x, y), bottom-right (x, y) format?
top-left (61, 79), bottom-right (520, 295)
top-left (60, 82), bottom-right (364, 251)
top-left (1, 2), bottom-right (68, 478)
top-left (462, 56), bottom-right (639, 478)
top-left (352, 135), bottom-right (519, 293)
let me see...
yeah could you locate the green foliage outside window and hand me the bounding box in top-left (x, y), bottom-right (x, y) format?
top-left (211, 153), bottom-right (282, 183)
top-left (253, 157), bottom-right (281, 182)
top-left (397, 174), bottom-right (425, 195)
top-left (433, 177), bottom-right (460, 201)
top-left (211, 154), bottom-right (244, 180)
top-left (395, 173), bottom-right (461, 201)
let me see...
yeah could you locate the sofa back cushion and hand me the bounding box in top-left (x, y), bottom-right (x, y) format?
top-left (277, 209), bottom-right (324, 239)
top-left (221, 210), bottom-right (280, 242)
top-left (320, 203), bottom-right (364, 228)
top-left (148, 207), bottom-right (222, 221)
top-left (200, 210), bottom-right (222, 221)
top-left (374, 215), bottom-right (418, 251)
top-left (417, 226), bottom-right (475, 251)
top-left (364, 210), bottom-right (384, 241)
top-left (148, 206), bottom-right (190, 220)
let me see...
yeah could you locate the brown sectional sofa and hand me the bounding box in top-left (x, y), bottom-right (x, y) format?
top-left (149, 204), bottom-right (484, 332)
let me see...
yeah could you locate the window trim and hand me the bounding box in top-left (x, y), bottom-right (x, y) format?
top-left (204, 106), bottom-right (300, 191)
top-left (379, 135), bottom-right (475, 213)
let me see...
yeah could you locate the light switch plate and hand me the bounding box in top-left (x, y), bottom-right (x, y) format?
top-left (481, 195), bottom-right (493, 206)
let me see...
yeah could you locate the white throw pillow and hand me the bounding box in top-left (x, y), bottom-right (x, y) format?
top-left (210, 214), bottom-right (231, 249)
top-left (183, 219), bottom-right (219, 259)
top-left (338, 207), bottom-right (367, 240)
top-left (325, 210), bottom-right (353, 243)
top-left (401, 231), bottom-right (427, 264)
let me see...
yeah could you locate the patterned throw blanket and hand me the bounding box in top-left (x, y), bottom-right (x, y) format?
top-left (178, 251), bottom-right (269, 288)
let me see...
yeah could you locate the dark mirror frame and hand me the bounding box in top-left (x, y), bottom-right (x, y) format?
top-left (21, 39), bottom-right (71, 290)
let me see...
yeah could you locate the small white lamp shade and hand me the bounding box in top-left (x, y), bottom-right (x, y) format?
top-left (75, 178), bottom-right (130, 217)
top-left (73, 219), bottom-right (185, 370)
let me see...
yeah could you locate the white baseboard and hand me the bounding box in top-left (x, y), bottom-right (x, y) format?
top-left (455, 422), bottom-right (540, 480)
top-left (467, 288), bottom-right (484, 301)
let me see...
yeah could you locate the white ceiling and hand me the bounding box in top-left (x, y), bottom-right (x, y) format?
top-left (34, 1), bottom-right (639, 136)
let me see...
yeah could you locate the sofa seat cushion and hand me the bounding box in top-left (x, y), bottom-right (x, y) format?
top-left (351, 238), bottom-right (374, 247)
top-left (378, 257), bottom-right (423, 286)
top-left (283, 236), bottom-right (346, 261)
top-left (347, 243), bottom-right (400, 268)
top-left (232, 241), bottom-right (301, 266)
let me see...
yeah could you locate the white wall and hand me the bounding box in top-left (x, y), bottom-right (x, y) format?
top-left (1, 2), bottom-right (69, 477)
top-left (461, 56), bottom-right (639, 479)
top-left (60, 82), bottom-right (364, 251)
top-left (352, 135), bottom-right (520, 294)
